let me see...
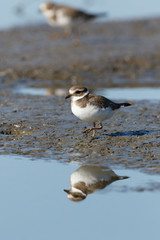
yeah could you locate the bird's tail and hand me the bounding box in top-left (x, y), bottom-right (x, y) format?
top-left (85, 12), bottom-right (108, 20)
top-left (119, 102), bottom-right (131, 107)
top-left (119, 176), bottom-right (129, 180)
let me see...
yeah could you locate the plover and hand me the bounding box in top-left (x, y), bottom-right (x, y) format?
top-left (66, 85), bottom-right (131, 137)
top-left (39, 2), bottom-right (106, 35)
top-left (64, 165), bottom-right (128, 201)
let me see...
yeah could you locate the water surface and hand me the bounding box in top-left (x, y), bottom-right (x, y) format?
top-left (95, 87), bottom-right (160, 101)
top-left (15, 86), bottom-right (160, 101)
top-left (0, 155), bottom-right (160, 240)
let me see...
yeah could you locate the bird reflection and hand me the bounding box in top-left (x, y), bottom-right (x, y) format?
top-left (64, 165), bottom-right (128, 201)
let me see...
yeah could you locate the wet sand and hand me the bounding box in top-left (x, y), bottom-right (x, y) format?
top-left (0, 18), bottom-right (160, 174)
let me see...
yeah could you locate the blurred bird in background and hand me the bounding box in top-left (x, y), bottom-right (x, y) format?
top-left (39, 1), bottom-right (107, 42)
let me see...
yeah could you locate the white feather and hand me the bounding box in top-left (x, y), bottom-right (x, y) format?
top-left (70, 166), bottom-right (117, 186)
top-left (71, 101), bottom-right (114, 123)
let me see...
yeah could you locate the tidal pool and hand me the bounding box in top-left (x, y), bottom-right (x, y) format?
top-left (15, 86), bottom-right (160, 101)
top-left (0, 155), bottom-right (160, 240)
top-left (95, 87), bottom-right (160, 101)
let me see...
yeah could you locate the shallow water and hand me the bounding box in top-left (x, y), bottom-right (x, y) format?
top-left (15, 86), bottom-right (160, 101)
top-left (95, 87), bottom-right (160, 101)
top-left (0, 155), bottom-right (160, 240)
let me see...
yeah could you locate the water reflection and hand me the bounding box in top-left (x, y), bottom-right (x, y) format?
top-left (64, 165), bottom-right (128, 201)
top-left (0, 155), bottom-right (160, 240)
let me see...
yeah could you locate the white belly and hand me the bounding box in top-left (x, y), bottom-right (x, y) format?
top-left (70, 166), bottom-right (116, 187)
top-left (71, 102), bottom-right (114, 123)
top-left (44, 9), bottom-right (71, 26)
top-left (48, 17), bottom-right (71, 27)
top-left (56, 10), bottom-right (71, 26)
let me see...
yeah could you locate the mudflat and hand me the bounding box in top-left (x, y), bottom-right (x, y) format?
top-left (0, 18), bottom-right (160, 173)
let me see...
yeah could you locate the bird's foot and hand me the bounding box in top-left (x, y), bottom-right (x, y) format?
top-left (83, 128), bottom-right (93, 134)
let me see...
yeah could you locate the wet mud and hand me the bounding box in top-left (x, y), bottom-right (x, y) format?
top-left (0, 18), bottom-right (160, 174)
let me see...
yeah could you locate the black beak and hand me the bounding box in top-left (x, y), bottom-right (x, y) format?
top-left (65, 94), bottom-right (71, 99)
top-left (64, 189), bottom-right (70, 194)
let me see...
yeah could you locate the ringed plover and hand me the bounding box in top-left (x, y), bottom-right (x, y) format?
top-left (39, 1), bottom-right (106, 42)
top-left (40, 1), bottom-right (106, 28)
top-left (66, 85), bottom-right (131, 137)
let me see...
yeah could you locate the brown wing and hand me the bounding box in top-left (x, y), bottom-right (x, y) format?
top-left (60, 6), bottom-right (97, 20)
top-left (88, 94), bottom-right (121, 110)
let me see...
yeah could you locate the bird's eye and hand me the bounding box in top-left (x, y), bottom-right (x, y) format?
top-left (75, 90), bottom-right (81, 94)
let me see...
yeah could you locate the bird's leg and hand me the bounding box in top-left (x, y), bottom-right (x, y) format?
top-left (92, 122), bottom-right (96, 137)
top-left (63, 26), bottom-right (71, 38)
top-left (69, 25), bottom-right (81, 46)
top-left (83, 122), bottom-right (103, 137)
top-left (98, 122), bottom-right (103, 130)
top-left (50, 26), bottom-right (71, 40)
top-left (92, 122), bottom-right (103, 137)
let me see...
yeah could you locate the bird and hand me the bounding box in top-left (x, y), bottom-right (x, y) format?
top-left (64, 165), bottom-right (128, 201)
top-left (39, 1), bottom-right (106, 38)
top-left (65, 85), bottom-right (131, 137)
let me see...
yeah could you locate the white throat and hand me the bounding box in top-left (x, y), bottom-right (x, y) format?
top-left (43, 9), bottom-right (55, 18)
top-left (71, 90), bottom-right (89, 102)
top-left (70, 187), bottom-right (86, 196)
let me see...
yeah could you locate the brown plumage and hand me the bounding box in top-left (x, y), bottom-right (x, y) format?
top-left (76, 93), bottom-right (131, 110)
top-left (40, 2), bottom-right (106, 24)
top-left (60, 6), bottom-right (101, 20)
